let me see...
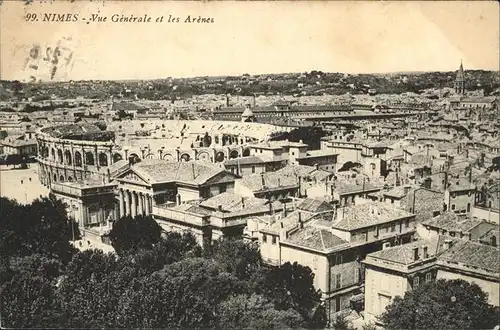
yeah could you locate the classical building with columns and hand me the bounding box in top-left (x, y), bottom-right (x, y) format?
top-left (115, 160), bottom-right (239, 219)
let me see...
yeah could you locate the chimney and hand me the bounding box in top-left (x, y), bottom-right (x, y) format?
top-left (282, 203), bottom-right (288, 218)
top-left (261, 172), bottom-right (266, 187)
top-left (413, 247), bottom-right (419, 261)
top-left (298, 212), bottom-right (303, 228)
top-left (423, 246), bottom-right (429, 259)
top-left (176, 193), bottom-right (181, 206)
top-left (280, 222), bottom-right (284, 229)
top-left (278, 178), bottom-right (281, 187)
top-left (269, 202), bottom-right (274, 214)
top-left (241, 197), bottom-right (245, 209)
top-left (192, 163), bottom-right (196, 178)
top-left (315, 163), bottom-right (319, 170)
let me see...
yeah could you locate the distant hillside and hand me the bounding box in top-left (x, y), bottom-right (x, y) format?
top-left (1, 69), bottom-right (499, 101)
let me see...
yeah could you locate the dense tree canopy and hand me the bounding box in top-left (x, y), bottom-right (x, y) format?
top-left (380, 279), bottom-right (499, 330)
top-left (0, 195), bottom-right (79, 266)
top-left (108, 214), bottom-right (162, 255)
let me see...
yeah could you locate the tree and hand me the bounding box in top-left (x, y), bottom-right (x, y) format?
top-left (209, 238), bottom-right (262, 280)
top-left (126, 231), bottom-right (202, 277)
top-left (117, 258), bottom-right (246, 328)
top-left (216, 293), bottom-right (304, 329)
top-left (258, 262), bottom-right (327, 328)
top-left (0, 273), bottom-right (63, 328)
top-left (109, 214), bottom-right (162, 255)
top-left (0, 196), bottom-right (79, 265)
top-left (380, 279), bottom-right (498, 330)
top-left (58, 249), bottom-right (128, 328)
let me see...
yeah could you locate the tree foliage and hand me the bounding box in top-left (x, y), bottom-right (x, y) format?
top-left (380, 279), bottom-right (498, 330)
top-left (0, 195), bottom-right (79, 265)
top-left (109, 214), bottom-right (162, 255)
top-left (216, 293), bottom-right (304, 329)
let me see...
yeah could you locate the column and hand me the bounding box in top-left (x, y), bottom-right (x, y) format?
top-left (126, 190), bottom-right (131, 216)
top-left (138, 193), bottom-right (144, 216)
top-left (119, 189), bottom-right (125, 219)
top-left (145, 195), bottom-right (151, 215)
top-left (131, 191), bottom-right (137, 218)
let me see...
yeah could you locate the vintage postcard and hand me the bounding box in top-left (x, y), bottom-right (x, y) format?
top-left (0, 1), bottom-right (499, 329)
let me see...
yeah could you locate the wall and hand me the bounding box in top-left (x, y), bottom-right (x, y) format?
top-left (280, 244), bottom-right (329, 293)
top-left (471, 206), bottom-right (499, 225)
top-left (259, 232), bottom-right (281, 265)
top-left (364, 267), bottom-right (408, 318)
top-left (437, 269), bottom-right (499, 306)
top-left (177, 186), bottom-right (200, 202)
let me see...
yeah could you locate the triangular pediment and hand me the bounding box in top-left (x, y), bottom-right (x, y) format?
top-left (117, 168), bottom-right (151, 186)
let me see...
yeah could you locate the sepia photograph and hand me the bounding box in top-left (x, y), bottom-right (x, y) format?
top-left (0, 0), bottom-right (499, 329)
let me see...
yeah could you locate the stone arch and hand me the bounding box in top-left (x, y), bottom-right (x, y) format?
top-left (243, 148), bottom-right (251, 157)
top-left (74, 151), bottom-right (82, 167)
top-left (197, 151), bottom-right (211, 161)
top-left (99, 152), bottom-right (108, 166)
top-left (145, 153), bottom-right (155, 159)
top-left (51, 148), bottom-right (55, 160)
top-left (113, 153), bottom-right (123, 163)
top-left (68, 176), bottom-right (73, 182)
top-left (162, 153), bottom-right (175, 161)
top-left (85, 152), bottom-right (95, 165)
top-left (229, 149), bottom-right (240, 159)
top-left (60, 175), bottom-right (65, 182)
top-left (57, 149), bottom-right (63, 163)
top-left (64, 150), bottom-right (72, 165)
top-left (180, 153), bottom-right (191, 162)
top-left (215, 151), bottom-right (225, 163)
top-left (53, 173), bottom-right (57, 182)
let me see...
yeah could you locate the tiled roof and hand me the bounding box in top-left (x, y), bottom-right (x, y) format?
top-left (332, 202), bottom-right (413, 231)
top-left (447, 177), bottom-right (475, 192)
top-left (367, 238), bottom-right (442, 265)
top-left (238, 171), bottom-right (299, 192)
top-left (133, 160), bottom-right (230, 185)
top-left (297, 198), bottom-right (335, 213)
top-left (224, 155), bottom-right (265, 166)
top-left (384, 185), bottom-right (410, 199)
top-left (284, 226), bottom-right (348, 252)
top-left (422, 212), bottom-right (482, 232)
top-left (438, 240), bottom-right (500, 273)
top-left (276, 165), bottom-right (333, 181)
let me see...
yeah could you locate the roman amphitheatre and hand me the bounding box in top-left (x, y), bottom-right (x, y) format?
top-left (36, 120), bottom-right (288, 185)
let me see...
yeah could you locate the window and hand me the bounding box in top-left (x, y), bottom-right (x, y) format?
top-left (413, 276), bottom-right (419, 288)
top-left (335, 254), bottom-right (343, 265)
top-left (391, 223), bottom-right (396, 232)
top-left (405, 219), bottom-right (410, 228)
top-left (451, 204), bottom-right (455, 210)
top-left (272, 236), bottom-right (277, 245)
top-left (251, 166), bottom-right (256, 174)
top-left (219, 184), bottom-right (227, 193)
top-left (336, 274), bottom-right (342, 289)
top-left (262, 234), bottom-right (267, 243)
top-left (433, 211), bottom-right (440, 217)
top-left (354, 268), bottom-right (360, 282)
top-left (467, 203), bottom-right (471, 212)
top-left (425, 273), bottom-right (432, 283)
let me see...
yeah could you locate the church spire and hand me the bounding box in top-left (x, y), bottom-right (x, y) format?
top-left (454, 60), bottom-right (466, 95)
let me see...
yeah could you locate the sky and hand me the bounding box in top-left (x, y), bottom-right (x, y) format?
top-left (0, 1), bottom-right (498, 81)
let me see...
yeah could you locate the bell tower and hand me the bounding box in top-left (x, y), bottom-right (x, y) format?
top-left (454, 60), bottom-right (466, 95)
